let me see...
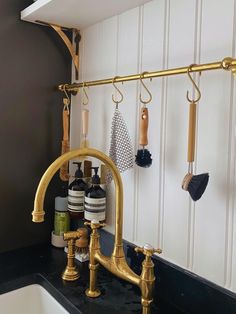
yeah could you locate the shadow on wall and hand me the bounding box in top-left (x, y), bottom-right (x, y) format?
top-left (0, 0), bottom-right (72, 252)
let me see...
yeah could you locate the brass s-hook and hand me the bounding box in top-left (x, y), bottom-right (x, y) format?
top-left (186, 64), bottom-right (201, 103)
top-left (112, 76), bottom-right (124, 106)
top-left (62, 85), bottom-right (70, 113)
top-left (139, 72), bottom-right (152, 105)
top-left (82, 82), bottom-right (89, 106)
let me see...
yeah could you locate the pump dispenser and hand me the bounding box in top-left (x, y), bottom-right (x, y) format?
top-left (84, 167), bottom-right (106, 222)
top-left (68, 162), bottom-right (88, 219)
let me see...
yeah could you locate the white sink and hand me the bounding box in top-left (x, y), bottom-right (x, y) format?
top-left (0, 284), bottom-right (69, 314)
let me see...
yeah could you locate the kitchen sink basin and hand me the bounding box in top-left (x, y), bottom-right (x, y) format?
top-left (0, 284), bottom-right (69, 314)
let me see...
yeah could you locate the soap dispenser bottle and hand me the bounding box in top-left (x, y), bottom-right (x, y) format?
top-left (68, 162), bottom-right (88, 219)
top-left (84, 167), bottom-right (106, 222)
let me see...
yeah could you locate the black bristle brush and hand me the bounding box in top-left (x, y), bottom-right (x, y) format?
top-left (135, 107), bottom-right (152, 167)
top-left (182, 100), bottom-right (209, 201)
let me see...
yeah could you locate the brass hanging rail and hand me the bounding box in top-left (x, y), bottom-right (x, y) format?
top-left (58, 57), bottom-right (236, 93)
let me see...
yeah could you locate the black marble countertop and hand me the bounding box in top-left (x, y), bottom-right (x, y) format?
top-left (0, 243), bottom-right (183, 314)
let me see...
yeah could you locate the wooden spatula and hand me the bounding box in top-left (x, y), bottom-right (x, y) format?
top-left (59, 105), bottom-right (70, 181)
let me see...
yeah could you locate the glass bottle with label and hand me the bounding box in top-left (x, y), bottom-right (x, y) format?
top-left (54, 196), bottom-right (70, 236)
top-left (68, 162), bottom-right (88, 219)
top-left (84, 167), bottom-right (106, 222)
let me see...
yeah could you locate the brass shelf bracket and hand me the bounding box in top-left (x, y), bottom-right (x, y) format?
top-left (37, 20), bottom-right (81, 81)
top-left (58, 56), bottom-right (236, 93)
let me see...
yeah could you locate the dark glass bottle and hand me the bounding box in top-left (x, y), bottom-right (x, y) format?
top-left (68, 162), bottom-right (88, 219)
top-left (60, 180), bottom-right (68, 197)
top-left (84, 167), bottom-right (106, 222)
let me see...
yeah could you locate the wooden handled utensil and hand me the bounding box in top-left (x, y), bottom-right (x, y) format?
top-left (139, 107), bottom-right (149, 146)
top-left (59, 105), bottom-right (70, 181)
top-left (81, 109), bottom-right (89, 148)
top-left (182, 64), bottom-right (209, 201)
top-left (135, 107), bottom-right (152, 168)
top-left (182, 101), bottom-right (209, 201)
top-left (79, 109), bottom-right (89, 161)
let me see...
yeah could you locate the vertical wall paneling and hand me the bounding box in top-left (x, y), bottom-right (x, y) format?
top-left (80, 24), bottom-right (105, 151)
top-left (158, 0), bottom-right (170, 250)
top-left (231, 90), bottom-right (236, 290)
top-left (232, 108), bottom-right (236, 290)
top-left (162, 0), bottom-right (197, 267)
top-left (132, 5), bottom-right (143, 243)
top-left (71, 0), bottom-right (236, 292)
top-left (229, 0), bottom-right (236, 291)
top-left (225, 64), bottom-right (236, 289)
top-left (135, 0), bottom-right (165, 248)
top-left (116, 7), bottom-right (140, 241)
top-left (97, 16), bottom-right (119, 233)
top-left (193, 0), bottom-right (234, 286)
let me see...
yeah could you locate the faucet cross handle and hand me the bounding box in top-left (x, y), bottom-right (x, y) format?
top-left (135, 243), bottom-right (162, 257)
top-left (84, 219), bottom-right (106, 230)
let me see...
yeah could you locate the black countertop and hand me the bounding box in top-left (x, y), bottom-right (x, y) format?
top-left (0, 244), bottom-right (183, 314)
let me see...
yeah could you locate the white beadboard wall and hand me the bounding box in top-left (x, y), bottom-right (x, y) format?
top-left (70, 0), bottom-right (236, 292)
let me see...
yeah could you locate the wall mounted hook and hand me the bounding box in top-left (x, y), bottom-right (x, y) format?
top-left (82, 82), bottom-right (89, 106)
top-left (139, 72), bottom-right (152, 105)
top-left (186, 64), bottom-right (201, 103)
top-left (112, 76), bottom-right (124, 107)
top-left (62, 84), bottom-right (70, 112)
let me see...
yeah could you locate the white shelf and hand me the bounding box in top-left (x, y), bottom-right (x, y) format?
top-left (21, 0), bottom-right (151, 29)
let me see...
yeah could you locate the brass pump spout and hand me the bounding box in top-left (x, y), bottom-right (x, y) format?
top-left (32, 148), bottom-right (162, 313)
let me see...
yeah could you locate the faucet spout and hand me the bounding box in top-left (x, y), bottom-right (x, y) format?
top-left (32, 148), bottom-right (124, 245)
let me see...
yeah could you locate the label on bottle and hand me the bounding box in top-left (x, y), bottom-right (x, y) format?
top-left (68, 189), bottom-right (85, 212)
top-left (84, 197), bottom-right (106, 221)
top-left (54, 211), bottom-right (70, 236)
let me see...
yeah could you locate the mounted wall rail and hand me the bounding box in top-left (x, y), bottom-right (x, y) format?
top-left (58, 57), bottom-right (236, 93)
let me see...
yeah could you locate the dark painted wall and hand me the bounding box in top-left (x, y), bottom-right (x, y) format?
top-left (0, 1), bottom-right (71, 252)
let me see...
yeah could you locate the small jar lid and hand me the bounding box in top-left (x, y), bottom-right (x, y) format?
top-left (55, 196), bottom-right (68, 212)
top-left (51, 231), bottom-right (67, 248)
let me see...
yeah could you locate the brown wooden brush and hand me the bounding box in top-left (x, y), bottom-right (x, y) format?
top-left (182, 101), bottom-right (209, 201)
top-left (135, 107), bottom-right (152, 167)
top-left (59, 100), bottom-right (70, 181)
top-left (182, 65), bottom-right (209, 201)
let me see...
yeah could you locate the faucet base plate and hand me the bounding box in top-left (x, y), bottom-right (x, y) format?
top-left (85, 288), bottom-right (101, 298)
top-left (62, 266), bottom-right (80, 281)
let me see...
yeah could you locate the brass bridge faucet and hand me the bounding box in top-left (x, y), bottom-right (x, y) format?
top-left (32, 148), bottom-right (162, 314)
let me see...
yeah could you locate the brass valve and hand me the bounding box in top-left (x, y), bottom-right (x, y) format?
top-left (135, 243), bottom-right (162, 312)
top-left (75, 227), bottom-right (89, 254)
top-left (62, 229), bottom-right (83, 281)
top-left (84, 220), bottom-right (106, 230)
top-left (64, 230), bottom-right (82, 241)
top-left (135, 244), bottom-right (162, 258)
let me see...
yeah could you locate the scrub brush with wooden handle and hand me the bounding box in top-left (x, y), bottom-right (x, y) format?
top-left (182, 101), bottom-right (209, 201)
top-left (59, 101), bottom-right (70, 181)
top-left (135, 107), bottom-right (152, 168)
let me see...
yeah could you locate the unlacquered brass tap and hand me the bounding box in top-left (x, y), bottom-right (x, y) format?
top-left (32, 148), bottom-right (162, 313)
top-left (63, 228), bottom-right (88, 281)
top-left (63, 231), bottom-right (80, 281)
